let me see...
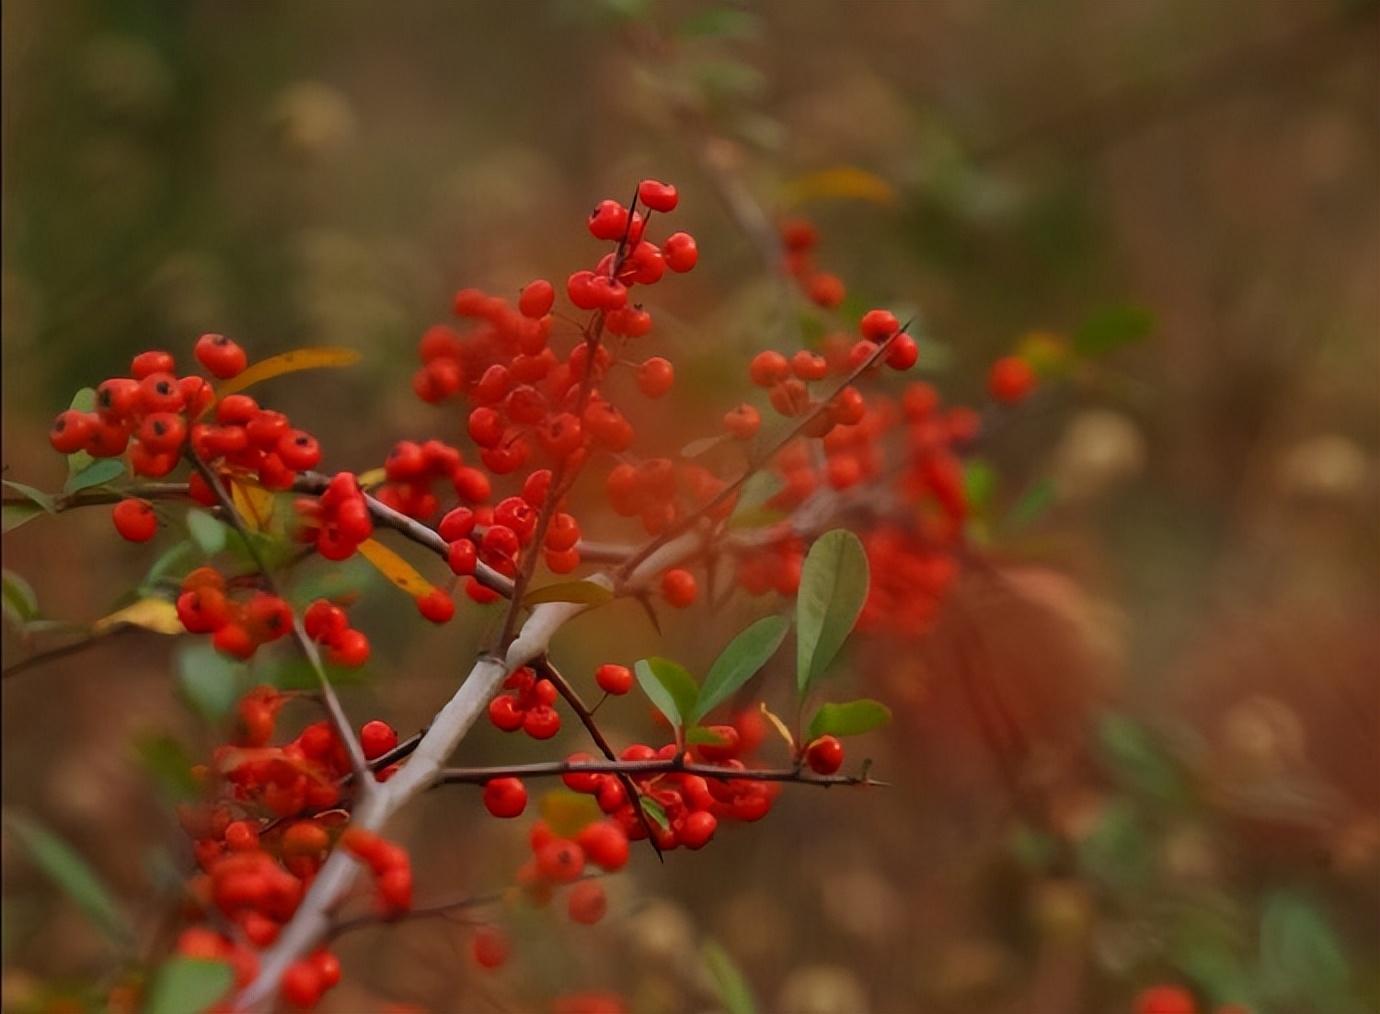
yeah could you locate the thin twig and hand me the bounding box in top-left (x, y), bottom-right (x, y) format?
top-left (437, 758), bottom-right (884, 787)
top-left (1, 625), bottom-right (139, 680)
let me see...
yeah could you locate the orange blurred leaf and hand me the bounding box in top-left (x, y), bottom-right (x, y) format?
top-left (216, 346), bottom-right (362, 398)
top-left (357, 538), bottom-right (437, 600)
top-left (780, 167), bottom-right (898, 209)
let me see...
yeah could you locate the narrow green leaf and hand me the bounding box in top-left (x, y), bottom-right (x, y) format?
top-left (795, 530), bottom-right (869, 695)
top-left (1073, 304), bottom-right (1153, 357)
top-left (2, 569), bottom-right (39, 625)
top-left (962, 459), bottom-right (998, 515)
top-left (176, 643), bottom-right (241, 722)
top-left (4, 813), bottom-right (130, 946)
top-left (692, 616), bottom-right (789, 723)
top-left (702, 939), bottom-right (757, 1014)
top-left (1005, 478), bottom-right (1056, 532)
top-left (807, 699), bottom-right (892, 740)
top-left (144, 957), bottom-right (234, 1014)
top-left (1, 480), bottom-right (57, 514)
top-left (2, 502), bottom-right (44, 533)
top-left (634, 657), bottom-right (699, 731)
top-left (63, 458), bottom-right (124, 496)
top-left (522, 580), bottom-right (614, 607)
top-left (185, 510), bottom-right (227, 556)
top-left (639, 795), bottom-right (669, 831)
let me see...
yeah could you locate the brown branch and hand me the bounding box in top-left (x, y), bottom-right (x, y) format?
top-left (1, 624), bottom-right (139, 680)
top-left (2, 482), bottom-right (191, 513)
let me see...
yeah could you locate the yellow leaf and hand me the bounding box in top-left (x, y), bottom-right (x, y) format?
top-left (229, 479), bottom-right (276, 533)
top-left (780, 167), bottom-right (898, 209)
top-left (759, 701), bottom-right (796, 752)
top-left (1015, 330), bottom-right (1072, 377)
top-left (356, 538), bottom-right (437, 600)
top-left (216, 346), bottom-right (362, 398)
top-left (539, 790), bottom-right (602, 838)
top-left (93, 598), bottom-right (182, 636)
top-left (356, 468), bottom-right (387, 490)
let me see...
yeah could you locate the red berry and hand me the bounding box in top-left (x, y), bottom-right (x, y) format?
top-left (326, 628), bottom-right (371, 668)
top-left (723, 403), bottom-right (761, 440)
top-left (1134, 985), bottom-right (1198, 1014)
top-left (482, 777), bottom-right (528, 819)
top-left (130, 350), bottom-right (175, 378)
top-left (49, 410), bottom-right (94, 453)
top-left (988, 355), bottom-right (1036, 405)
top-left (195, 333), bottom-right (248, 379)
top-left (587, 200), bottom-right (629, 241)
top-left (635, 357), bottom-right (674, 398)
top-left (678, 810), bottom-right (717, 850)
top-left (660, 568), bottom-right (697, 608)
top-left (212, 623), bottom-right (256, 660)
top-left (416, 589), bottom-right (455, 624)
top-left (112, 498), bottom-right (158, 542)
top-left (637, 179), bottom-right (678, 213)
top-left (806, 272), bottom-right (845, 309)
top-left (277, 430), bottom-right (321, 471)
top-left (535, 839), bottom-right (585, 883)
top-left (523, 705), bottom-right (561, 740)
top-left (518, 279), bottom-right (555, 318)
top-left (576, 821), bottom-right (629, 871)
top-left (567, 881), bottom-right (607, 925)
top-left (280, 960), bottom-right (324, 1008)
top-left (860, 308), bottom-right (900, 342)
top-left (472, 927), bottom-right (510, 970)
top-left (662, 231), bottom-right (697, 272)
top-left (447, 539), bottom-right (477, 575)
top-left (805, 735), bottom-right (844, 774)
top-left (886, 333), bottom-right (919, 370)
top-left (748, 350), bottom-right (789, 387)
top-left (360, 720), bottom-right (397, 761)
top-left (594, 663), bottom-right (632, 696)
top-left (488, 695), bottom-right (525, 732)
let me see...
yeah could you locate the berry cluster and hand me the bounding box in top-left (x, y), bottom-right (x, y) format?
top-left (779, 216), bottom-right (845, 309)
top-left (486, 666), bottom-right (562, 739)
top-left (175, 567), bottom-right (293, 661)
top-left (604, 458), bottom-right (735, 538)
top-left (374, 438), bottom-right (482, 521)
top-left (293, 471), bottom-right (373, 561)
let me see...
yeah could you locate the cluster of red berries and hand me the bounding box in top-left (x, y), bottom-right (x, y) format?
top-left (374, 438), bottom-right (487, 521)
top-left (604, 457), bottom-right (735, 538)
top-left (779, 217), bottom-right (846, 309)
top-left (303, 598), bottom-right (372, 667)
top-left (487, 666), bottom-right (562, 739)
top-left (293, 471), bottom-right (373, 561)
top-left (175, 567), bottom-right (293, 660)
top-left (338, 827), bottom-right (414, 915)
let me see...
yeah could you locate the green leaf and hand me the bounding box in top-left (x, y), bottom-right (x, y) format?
top-left (4, 813), bottom-right (130, 947)
top-left (806, 699), bottom-right (892, 740)
top-left (1096, 713), bottom-right (1184, 802)
top-left (686, 725), bottom-right (732, 746)
top-left (639, 795), bottom-right (669, 831)
top-left (702, 939), bottom-right (758, 1014)
top-left (63, 458), bottom-right (124, 496)
top-left (185, 510), bottom-right (227, 556)
top-left (795, 530), bottom-right (869, 695)
top-left (1, 480), bottom-right (57, 514)
top-left (144, 957), bottom-right (233, 1014)
top-left (176, 643), bottom-right (241, 722)
top-left (2, 569), bottom-right (39, 625)
top-left (634, 657), bottom-right (700, 731)
top-left (962, 459), bottom-right (998, 516)
top-left (1073, 304), bottom-right (1153, 357)
top-left (1259, 890), bottom-right (1349, 1002)
top-left (133, 734), bottom-right (201, 801)
top-left (523, 580), bottom-right (614, 607)
top-left (1005, 478), bottom-right (1056, 532)
top-left (2, 502), bottom-right (45, 533)
top-left (692, 616), bottom-right (789, 723)
top-left (725, 505), bottom-right (787, 530)
top-left (65, 388), bottom-right (96, 475)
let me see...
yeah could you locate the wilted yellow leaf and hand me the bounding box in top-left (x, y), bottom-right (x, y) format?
top-left (356, 468), bottom-right (387, 490)
top-left (759, 701), bottom-right (796, 751)
top-left (356, 538), bottom-right (437, 599)
top-left (781, 167), bottom-right (898, 209)
top-left (93, 598), bottom-right (182, 636)
top-left (229, 479), bottom-right (277, 533)
top-left (216, 346), bottom-right (362, 398)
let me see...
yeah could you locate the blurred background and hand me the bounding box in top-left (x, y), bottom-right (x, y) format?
top-left (2, 0), bottom-right (1377, 1011)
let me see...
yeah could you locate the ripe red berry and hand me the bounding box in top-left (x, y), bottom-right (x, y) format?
top-left (326, 628), bottom-right (371, 668)
top-left (806, 272), bottom-right (845, 308)
top-left (678, 810), bottom-right (717, 850)
top-left (360, 720), bottom-right (397, 761)
top-left (130, 350), bottom-right (175, 378)
top-left (212, 623), bottom-right (256, 661)
top-left (635, 357), bottom-right (674, 398)
top-left (988, 355), bottom-right (1036, 405)
top-left (535, 839), bottom-right (585, 883)
top-left (662, 231), bottom-right (697, 272)
top-left (112, 498), bottom-right (158, 542)
top-left (637, 179), bottom-right (678, 213)
top-left (472, 927), bottom-right (510, 970)
top-left (595, 663), bottom-right (633, 696)
top-left (860, 308), bottom-right (900, 341)
top-left (660, 568), bottom-right (697, 608)
top-left (447, 539), bottom-right (477, 575)
top-left (886, 333), bottom-right (919, 371)
top-left (280, 960), bottom-right (324, 1008)
top-left (576, 820), bottom-right (630, 871)
top-left (805, 735), bottom-right (844, 774)
top-left (194, 333), bottom-right (248, 379)
top-left (723, 404), bottom-right (761, 440)
top-left (748, 350), bottom-right (789, 387)
top-left (587, 200), bottom-right (629, 241)
top-left (523, 705), bottom-right (561, 740)
top-left (1134, 985), bottom-right (1198, 1014)
top-left (49, 410), bottom-right (94, 453)
top-left (567, 881), bottom-right (607, 925)
top-left (482, 777), bottom-right (528, 819)
top-left (277, 430), bottom-right (321, 471)
top-left (518, 279), bottom-right (555, 319)
top-left (416, 589), bottom-right (455, 624)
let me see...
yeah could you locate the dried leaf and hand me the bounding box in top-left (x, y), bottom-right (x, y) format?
top-left (215, 346), bottom-right (362, 398)
top-left (356, 538), bottom-right (437, 599)
top-left (93, 598), bottom-right (183, 636)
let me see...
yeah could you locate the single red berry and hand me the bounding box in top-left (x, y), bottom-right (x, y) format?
top-left (488, 695), bottom-right (525, 732)
top-left (595, 663), bottom-right (632, 696)
top-left (860, 308), bottom-right (900, 341)
top-left (194, 333), bottom-right (248, 379)
top-left (576, 820), bottom-right (630, 871)
top-left (637, 179), bottom-right (678, 213)
top-left (805, 735), bottom-right (844, 775)
top-left (137, 412), bottom-right (187, 454)
top-left (635, 357), bottom-right (674, 398)
top-left (678, 810), bottom-right (717, 850)
top-left (447, 539), bottom-right (477, 575)
top-left (523, 705), bottom-right (561, 740)
top-left (518, 279), bottom-right (555, 318)
top-left (277, 430), bottom-right (322, 471)
top-left (567, 881), bottom-right (607, 925)
top-left (1134, 985), bottom-right (1198, 1014)
top-left (723, 403), bottom-right (761, 440)
top-left (988, 355), bottom-right (1036, 405)
top-left (130, 349), bottom-right (176, 378)
top-left (806, 272), bottom-right (845, 308)
top-left (112, 498), bottom-right (158, 542)
top-left (587, 200), bottom-right (629, 241)
top-left (212, 623), bottom-right (256, 661)
top-left (280, 960), bottom-right (324, 1008)
top-left (472, 927), bottom-right (510, 970)
top-left (535, 839), bottom-right (585, 883)
top-left (360, 720), bottom-right (397, 761)
top-left (886, 333), bottom-right (919, 370)
top-left (748, 350), bottom-right (789, 387)
top-left (326, 628), bottom-right (371, 668)
top-left (49, 410), bottom-right (94, 453)
top-left (482, 777), bottom-right (528, 819)
top-left (661, 568), bottom-right (697, 608)
top-left (662, 231), bottom-right (697, 272)
top-left (416, 589), bottom-right (455, 624)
